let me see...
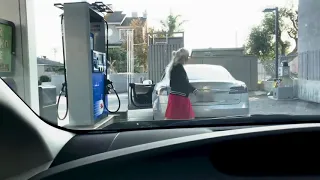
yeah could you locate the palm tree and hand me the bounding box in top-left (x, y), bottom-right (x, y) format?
top-left (160, 13), bottom-right (187, 37)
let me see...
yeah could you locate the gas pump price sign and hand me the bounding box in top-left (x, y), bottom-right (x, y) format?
top-left (0, 19), bottom-right (15, 76)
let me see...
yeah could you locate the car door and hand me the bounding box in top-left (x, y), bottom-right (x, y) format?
top-left (128, 81), bottom-right (155, 110)
top-left (129, 69), bottom-right (167, 110)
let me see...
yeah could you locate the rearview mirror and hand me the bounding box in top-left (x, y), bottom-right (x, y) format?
top-left (142, 80), bottom-right (153, 85)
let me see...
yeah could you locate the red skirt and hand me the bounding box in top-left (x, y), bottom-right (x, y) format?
top-left (165, 94), bottom-right (195, 120)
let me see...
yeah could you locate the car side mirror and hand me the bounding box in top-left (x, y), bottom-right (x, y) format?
top-left (142, 80), bottom-right (153, 85)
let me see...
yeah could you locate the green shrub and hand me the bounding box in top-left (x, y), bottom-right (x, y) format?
top-left (39, 75), bottom-right (51, 83)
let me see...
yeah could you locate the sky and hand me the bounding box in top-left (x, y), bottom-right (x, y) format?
top-left (33, 0), bottom-right (298, 62)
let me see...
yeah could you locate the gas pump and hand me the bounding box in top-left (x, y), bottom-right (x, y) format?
top-left (272, 61), bottom-right (294, 100)
top-left (55, 2), bottom-right (120, 127)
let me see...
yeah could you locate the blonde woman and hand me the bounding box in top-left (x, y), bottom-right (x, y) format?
top-left (165, 48), bottom-right (198, 120)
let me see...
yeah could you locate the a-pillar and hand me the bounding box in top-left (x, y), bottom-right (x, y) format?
top-left (0, 0), bottom-right (39, 113)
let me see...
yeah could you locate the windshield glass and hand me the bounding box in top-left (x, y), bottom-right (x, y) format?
top-left (2, 0), bottom-right (320, 131)
top-left (185, 65), bottom-right (235, 81)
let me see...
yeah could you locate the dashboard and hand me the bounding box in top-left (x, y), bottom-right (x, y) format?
top-left (31, 124), bottom-right (320, 180)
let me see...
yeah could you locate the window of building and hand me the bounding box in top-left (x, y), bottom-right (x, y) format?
top-left (119, 29), bottom-right (133, 41)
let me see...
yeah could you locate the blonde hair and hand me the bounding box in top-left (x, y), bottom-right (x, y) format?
top-left (168, 48), bottom-right (189, 78)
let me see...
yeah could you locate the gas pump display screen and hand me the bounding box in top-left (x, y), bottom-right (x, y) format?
top-left (0, 19), bottom-right (15, 76)
top-left (93, 51), bottom-right (105, 72)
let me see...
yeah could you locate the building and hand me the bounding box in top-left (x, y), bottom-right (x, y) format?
top-left (37, 57), bottom-right (64, 77)
top-left (297, 0), bottom-right (320, 103)
top-left (105, 11), bottom-right (148, 48)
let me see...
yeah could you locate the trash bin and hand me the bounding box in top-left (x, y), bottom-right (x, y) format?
top-left (38, 85), bottom-right (57, 125)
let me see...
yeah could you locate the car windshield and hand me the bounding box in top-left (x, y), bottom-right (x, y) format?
top-left (185, 65), bottom-right (235, 81)
top-left (2, 0), bottom-right (320, 131)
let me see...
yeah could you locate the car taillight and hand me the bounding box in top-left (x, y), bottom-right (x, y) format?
top-left (229, 85), bottom-right (247, 94)
top-left (156, 87), bottom-right (169, 96)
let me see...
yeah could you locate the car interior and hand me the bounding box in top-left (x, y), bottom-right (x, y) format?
top-left (2, 78), bottom-right (320, 180)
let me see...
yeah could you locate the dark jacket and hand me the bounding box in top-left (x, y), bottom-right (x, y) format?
top-left (169, 63), bottom-right (196, 97)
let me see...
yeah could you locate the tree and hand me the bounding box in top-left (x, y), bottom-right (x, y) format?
top-left (131, 18), bottom-right (148, 72)
top-left (39, 75), bottom-right (51, 83)
top-left (246, 7), bottom-right (298, 61)
top-left (120, 18), bottom-right (148, 73)
top-left (282, 7), bottom-right (298, 54)
top-left (160, 13), bottom-right (187, 37)
top-left (246, 26), bottom-right (275, 61)
top-left (148, 27), bottom-right (166, 38)
top-left (108, 48), bottom-right (127, 73)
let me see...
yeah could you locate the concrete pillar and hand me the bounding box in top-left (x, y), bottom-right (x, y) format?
top-left (0, 0), bottom-right (39, 113)
top-left (299, 0), bottom-right (320, 52)
top-left (297, 0), bottom-right (320, 103)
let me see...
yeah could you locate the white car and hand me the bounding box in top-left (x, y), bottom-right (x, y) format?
top-left (151, 64), bottom-right (249, 120)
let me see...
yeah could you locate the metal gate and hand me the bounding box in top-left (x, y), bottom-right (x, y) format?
top-left (147, 32), bottom-right (184, 83)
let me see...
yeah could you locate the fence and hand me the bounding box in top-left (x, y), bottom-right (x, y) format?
top-left (299, 50), bottom-right (320, 80)
top-left (148, 43), bottom-right (183, 83)
top-left (257, 53), bottom-right (298, 81)
top-left (147, 33), bottom-right (184, 83)
top-left (258, 61), bottom-right (272, 81)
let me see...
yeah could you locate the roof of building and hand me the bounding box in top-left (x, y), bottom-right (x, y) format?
top-left (105, 11), bottom-right (147, 27)
top-left (37, 58), bottom-right (63, 66)
top-left (121, 17), bottom-right (147, 26)
top-left (105, 11), bottom-right (126, 23)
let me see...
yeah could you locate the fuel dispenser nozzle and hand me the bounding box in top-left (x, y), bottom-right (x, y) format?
top-left (103, 77), bottom-right (121, 113)
top-left (104, 77), bottom-right (113, 95)
top-left (61, 82), bottom-right (68, 97)
top-left (57, 82), bottom-right (68, 120)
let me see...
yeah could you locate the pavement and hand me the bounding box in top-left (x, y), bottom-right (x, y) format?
top-left (57, 93), bottom-right (153, 127)
top-left (57, 91), bottom-right (320, 127)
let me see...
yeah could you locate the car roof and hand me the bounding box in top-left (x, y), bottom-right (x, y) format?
top-left (164, 64), bottom-right (226, 72)
top-left (184, 64), bottom-right (224, 69)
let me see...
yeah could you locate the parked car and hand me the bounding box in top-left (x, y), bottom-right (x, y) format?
top-left (151, 64), bottom-right (249, 120)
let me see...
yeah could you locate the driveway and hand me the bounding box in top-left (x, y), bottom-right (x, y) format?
top-left (56, 92), bottom-right (320, 126)
top-left (249, 95), bottom-right (320, 115)
top-left (127, 92), bottom-right (320, 121)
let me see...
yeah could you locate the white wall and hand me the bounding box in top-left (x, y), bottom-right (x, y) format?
top-left (37, 65), bottom-right (60, 77)
top-left (47, 73), bottom-right (149, 95)
top-left (109, 73), bottom-right (148, 93)
top-left (50, 75), bottom-right (64, 95)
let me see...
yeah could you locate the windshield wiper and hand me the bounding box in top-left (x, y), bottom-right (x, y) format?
top-left (165, 115), bottom-right (320, 128)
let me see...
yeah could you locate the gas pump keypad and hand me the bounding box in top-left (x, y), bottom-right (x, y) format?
top-left (98, 66), bottom-right (105, 72)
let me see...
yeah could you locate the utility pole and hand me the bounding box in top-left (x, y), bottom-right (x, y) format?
top-left (53, 48), bottom-right (57, 60)
top-left (275, 7), bottom-right (279, 79)
top-left (235, 31), bottom-right (238, 47)
top-left (263, 7), bottom-right (279, 79)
